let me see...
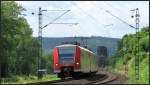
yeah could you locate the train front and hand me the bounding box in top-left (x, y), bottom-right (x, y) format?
top-left (53, 45), bottom-right (80, 79)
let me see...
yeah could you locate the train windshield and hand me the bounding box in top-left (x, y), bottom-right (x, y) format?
top-left (59, 47), bottom-right (75, 64)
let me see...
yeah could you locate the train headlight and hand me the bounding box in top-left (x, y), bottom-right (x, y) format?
top-left (76, 62), bottom-right (79, 65)
top-left (55, 64), bottom-right (58, 66)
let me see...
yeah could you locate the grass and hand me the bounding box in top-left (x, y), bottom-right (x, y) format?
top-left (128, 56), bottom-right (149, 84)
top-left (1, 74), bottom-right (60, 84)
top-left (109, 53), bottom-right (149, 84)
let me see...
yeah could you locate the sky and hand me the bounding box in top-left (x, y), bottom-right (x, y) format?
top-left (16, 1), bottom-right (149, 38)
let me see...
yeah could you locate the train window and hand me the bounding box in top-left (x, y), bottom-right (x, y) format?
top-left (59, 54), bottom-right (74, 58)
top-left (58, 47), bottom-right (75, 64)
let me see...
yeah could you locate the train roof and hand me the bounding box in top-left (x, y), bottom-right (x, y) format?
top-left (56, 44), bottom-right (96, 55)
top-left (56, 44), bottom-right (77, 48)
top-left (79, 46), bottom-right (95, 55)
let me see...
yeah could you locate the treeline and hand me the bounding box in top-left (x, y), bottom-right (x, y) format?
top-left (42, 53), bottom-right (54, 74)
top-left (0, 1), bottom-right (42, 77)
top-left (108, 26), bottom-right (149, 83)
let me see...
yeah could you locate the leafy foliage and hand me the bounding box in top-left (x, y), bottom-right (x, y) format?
top-left (1, 1), bottom-right (40, 77)
top-left (108, 26), bottom-right (149, 84)
top-left (42, 53), bottom-right (54, 74)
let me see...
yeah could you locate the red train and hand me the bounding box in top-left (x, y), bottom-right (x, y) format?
top-left (53, 44), bottom-right (98, 79)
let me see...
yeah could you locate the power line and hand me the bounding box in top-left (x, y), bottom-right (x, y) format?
top-left (103, 2), bottom-right (133, 23)
top-left (92, 3), bottom-right (140, 80)
top-left (70, 2), bottom-right (105, 28)
top-left (98, 5), bottom-right (140, 80)
top-left (106, 11), bottom-right (136, 29)
top-left (23, 7), bottom-right (78, 27)
top-left (103, 2), bottom-right (122, 13)
top-left (92, 2), bottom-right (106, 12)
top-left (25, 7), bottom-right (78, 24)
top-left (24, 7), bottom-right (56, 19)
top-left (37, 7), bottom-right (78, 79)
top-left (24, 7), bottom-right (62, 20)
top-left (45, 22), bottom-right (78, 25)
top-left (91, 2), bottom-right (114, 26)
top-left (42, 10), bottom-right (71, 29)
top-left (91, 2), bottom-right (136, 29)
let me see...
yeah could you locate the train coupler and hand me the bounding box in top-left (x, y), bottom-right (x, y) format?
top-left (64, 72), bottom-right (70, 77)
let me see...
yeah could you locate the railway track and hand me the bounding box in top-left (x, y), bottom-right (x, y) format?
top-left (52, 73), bottom-right (108, 84)
top-left (52, 71), bottom-right (121, 84)
top-left (91, 71), bottom-right (118, 84)
top-left (27, 71), bottom-right (127, 84)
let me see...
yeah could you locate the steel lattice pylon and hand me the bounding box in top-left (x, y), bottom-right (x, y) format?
top-left (134, 8), bottom-right (140, 80)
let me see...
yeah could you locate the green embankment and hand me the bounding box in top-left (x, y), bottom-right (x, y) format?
top-left (108, 26), bottom-right (149, 84)
top-left (1, 51), bottom-right (57, 84)
top-left (1, 2), bottom-right (57, 84)
top-left (1, 74), bottom-right (60, 84)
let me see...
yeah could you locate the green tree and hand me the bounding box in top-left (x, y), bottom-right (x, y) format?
top-left (108, 26), bottom-right (149, 84)
top-left (1, 1), bottom-right (40, 77)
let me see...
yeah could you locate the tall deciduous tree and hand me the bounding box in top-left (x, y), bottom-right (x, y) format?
top-left (1, 1), bottom-right (40, 77)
